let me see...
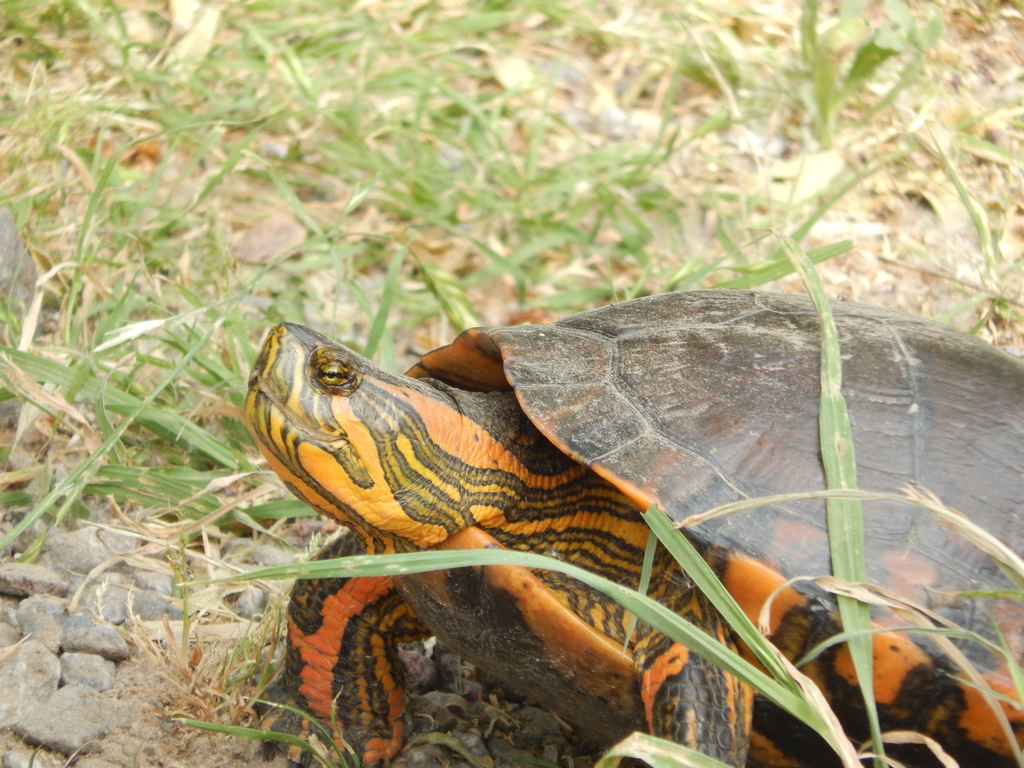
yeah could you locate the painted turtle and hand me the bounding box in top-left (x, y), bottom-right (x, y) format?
top-left (245, 289), bottom-right (1024, 767)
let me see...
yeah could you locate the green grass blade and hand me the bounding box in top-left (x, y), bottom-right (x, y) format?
top-left (230, 547), bottom-right (841, 751)
top-left (783, 237), bottom-right (882, 765)
top-left (597, 732), bottom-right (735, 768)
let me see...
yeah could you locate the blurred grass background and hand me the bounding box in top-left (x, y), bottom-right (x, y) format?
top-left (0, 0), bottom-right (1022, 757)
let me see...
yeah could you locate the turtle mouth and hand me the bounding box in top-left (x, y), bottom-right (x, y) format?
top-left (251, 375), bottom-right (347, 447)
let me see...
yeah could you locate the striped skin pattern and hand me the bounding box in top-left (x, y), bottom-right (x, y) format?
top-left (246, 323), bottom-right (751, 766)
top-left (262, 535), bottom-right (429, 765)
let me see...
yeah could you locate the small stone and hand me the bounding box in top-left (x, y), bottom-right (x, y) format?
top-left (486, 737), bottom-right (537, 768)
top-left (15, 684), bottom-right (108, 754)
top-left (0, 563), bottom-right (69, 597)
top-left (0, 596), bottom-right (18, 623)
top-left (60, 652), bottom-right (116, 691)
top-left (62, 623), bottom-right (130, 661)
top-left (79, 580), bottom-right (131, 626)
top-left (15, 595), bottom-right (67, 652)
top-left (0, 621), bottom-right (21, 645)
top-left (75, 760), bottom-right (121, 768)
top-left (0, 639), bottom-right (60, 728)
top-left (97, 528), bottom-right (139, 555)
top-left (451, 730), bottom-right (490, 758)
top-left (595, 107), bottom-right (632, 139)
top-left (253, 544), bottom-right (293, 567)
top-left (542, 743), bottom-right (561, 764)
top-left (38, 527), bottom-right (112, 577)
top-left (130, 587), bottom-right (175, 620)
top-left (401, 744), bottom-right (449, 768)
top-left (435, 649), bottom-right (466, 693)
top-left (3, 749), bottom-right (63, 768)
top-left (60, 611), bottom-right (96, 635)
top-left (518, 706), bottom-right (566, 750)
top-left (399, 646), bottom-right (439, 694)
top-left (222, 537), bottom-right (254, 559)
top-left (132, 569), bottom-right (174, 595)
top-left (232, 585), bottom-right (266, 620)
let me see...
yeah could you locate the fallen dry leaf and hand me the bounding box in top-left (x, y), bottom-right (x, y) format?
top-left (233, 212), bottom-right (307, 264)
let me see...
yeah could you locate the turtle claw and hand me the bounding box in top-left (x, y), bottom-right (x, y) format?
top-left (256, 679), bottom-right (321, 765)
top-left (257, 672), bottom-right (398, 768)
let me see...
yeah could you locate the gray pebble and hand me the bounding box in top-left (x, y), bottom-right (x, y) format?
top-left (37, 527), bottom-right (112, 576)
top-left (15, 595), bottom-right (67, 652)
top-left (222, 537), bottom-right (254, 558)
top-left (435, 649), bottom-right (465, 693)
top-left (15, 684), bottom-right (108, 754)
top-left (61, 611), bottom-right (96, 635)
top-left (0, 596), bottom-right (18, 624)
top-left (79, 581), bottom-right (131, 626)
top-left (0, 562), bottom-right (69, 597)
top-left (232, 585), bottom-right (266, 620)
top-left (132, 568), bottom-right (175, 595)
top-left (595, 107), bottom-right (633, 139)
top-left (542, 742), bottom-right (561, 764)
top-left (450, 730), bottom-right (490, 758)
top-left (60, 651), bottom-right (116, 691)
top-left (0, 621), bottom-right (21, 645)
top-left (3, 749), bottom-right (63, 768)
top-left (62, 622), bottom-right (130, 661)
top-left (0, 639), bottom-right (60, 728)
top-left (97, 528), bottom-right (139, 555)
top-left (130, 587), bottom-right (175, 620)
top-left (486, 736), bottom-right (537, 768)
top-left (518, 706), bottom-right (566, 750)
top-left (253, 543), bottom-right (294, 567)
top-left (400, 744), bottom-right (449, 768)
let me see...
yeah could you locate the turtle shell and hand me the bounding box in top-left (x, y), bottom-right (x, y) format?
top-left (413, 289), bottom-right (1024, 761)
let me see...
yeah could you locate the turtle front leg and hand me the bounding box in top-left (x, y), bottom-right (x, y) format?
top-left (632, 590), bottom-right (753, 767)
top-left (263, 535), bottom-right (429, 766)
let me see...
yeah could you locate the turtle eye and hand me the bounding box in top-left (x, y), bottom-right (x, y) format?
top-left (313, 356), bottom-right (359, 394)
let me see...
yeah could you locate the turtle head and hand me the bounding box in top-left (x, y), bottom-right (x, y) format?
top-left (246, 322), bottom-right (464, 548)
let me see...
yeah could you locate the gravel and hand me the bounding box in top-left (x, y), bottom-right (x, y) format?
top-left (0, 515), bottom-right (605, 768)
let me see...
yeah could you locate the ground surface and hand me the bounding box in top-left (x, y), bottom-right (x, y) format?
top-left (0, 0), bottom-right (1022, 767)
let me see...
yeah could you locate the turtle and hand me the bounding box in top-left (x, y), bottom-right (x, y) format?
top-left (244, 289), bottom-right (1024, 768)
